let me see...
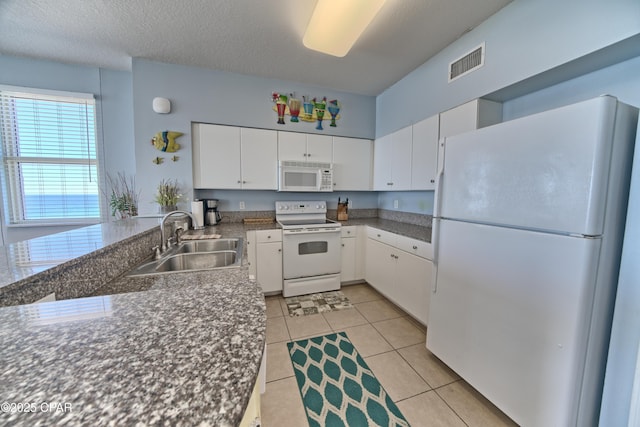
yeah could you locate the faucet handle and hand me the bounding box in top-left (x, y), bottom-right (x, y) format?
top-left (152, 245), bottom-right (161, 259)
top-left (175, 227), bottom-right (184, 245)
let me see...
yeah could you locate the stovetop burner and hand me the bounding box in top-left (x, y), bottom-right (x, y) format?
top-left (275, 201), bottom-right (341, 230)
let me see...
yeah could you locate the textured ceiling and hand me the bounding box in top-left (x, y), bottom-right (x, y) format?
top-left (0, 0), bottom-right (511, 96)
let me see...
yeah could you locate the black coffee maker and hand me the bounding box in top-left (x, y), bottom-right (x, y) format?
top-left (204, 199), bottom-right (222, 225)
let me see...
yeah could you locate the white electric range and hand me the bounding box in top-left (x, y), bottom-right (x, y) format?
top-left (275, 201), bottom-right (342, 297)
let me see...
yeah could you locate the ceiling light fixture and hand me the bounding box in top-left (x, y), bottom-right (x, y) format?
top-left (303, 0), bottom-right (387, 58)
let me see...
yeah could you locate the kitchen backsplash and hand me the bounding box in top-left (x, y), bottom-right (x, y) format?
top-left (377, 209), bottom-right (433, 227)
top-left (217, 208), bottom-right (431, 227)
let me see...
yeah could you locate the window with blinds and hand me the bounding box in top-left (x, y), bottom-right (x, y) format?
top-left (0, 86), bottom-right (101, 225)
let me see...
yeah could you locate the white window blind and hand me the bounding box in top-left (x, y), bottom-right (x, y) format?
top-left (0, 86), bottom-right (101, 225)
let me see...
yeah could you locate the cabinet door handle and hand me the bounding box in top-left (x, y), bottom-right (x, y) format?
top-left (390, 254), bottom-right (394, 258)
top-left (341, 243), bottom-right (345, 247)
top-left (347, 231), bottom-right (351, 234)
top-left (242, 180), bottom-right (247, 184)
top-left (387, 182), bottom-right (393, 186)
top-left (278, 248), bottom-right (282, 252)
top-left (377, 234), bottom-right (381, 237)
top-left (267, 235), bottom-right (271, 239)
top-left (413, 245), bottom-right (418, 250)
top-left (430, 179), bottom-right (435, 183)
top-left (237, 180), bottom-right (242, 184)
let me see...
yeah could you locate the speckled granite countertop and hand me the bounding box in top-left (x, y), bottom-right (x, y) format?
top-left (0, 214), bottom-right (429, 426)
top-left (0, 218), bottom-right (163, 291)
top-left (0, 219), bottom-right (267, 426)
top-left (338, 218), bottom-right (432, 243)
top-left (0, 268), bottom-right (266, 427)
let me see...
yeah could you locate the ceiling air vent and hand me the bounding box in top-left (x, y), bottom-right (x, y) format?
top-left (448, 42), bottom-right (485, 82)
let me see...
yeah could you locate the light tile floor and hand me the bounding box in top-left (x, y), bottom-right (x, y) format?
top-left (261, 283), bottom-right (518, 427)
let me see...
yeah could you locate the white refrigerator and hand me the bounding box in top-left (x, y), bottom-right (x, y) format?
top-left (427, 96), bottom-right (639, 426)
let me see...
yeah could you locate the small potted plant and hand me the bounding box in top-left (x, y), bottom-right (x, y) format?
top-left (105, 172), bottom-right (139, 220)
top-left (155, 178), bottom-right (182, 213)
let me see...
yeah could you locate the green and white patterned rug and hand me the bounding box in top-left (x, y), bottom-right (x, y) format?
top-left (288, 332), bottom-right (410, 427)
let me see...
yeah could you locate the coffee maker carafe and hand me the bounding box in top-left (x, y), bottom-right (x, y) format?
top-left (204, 199), bottom-right (222, 225)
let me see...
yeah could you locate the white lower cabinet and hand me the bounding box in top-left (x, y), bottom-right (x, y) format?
top-left (364, 238), bottom-right (396, 297)
top-left (341, 236), bottom-right (357, 282)
top-left (365, 227), bottom-right (432, 325)
top-left (239, 380), bottom-right (261, 427)
top-left (246, 230), bottom-right (282, 293)
top-left (395, 250), bottom-right (432, 326)
top-left (341, 226), bottom-right (365, 283)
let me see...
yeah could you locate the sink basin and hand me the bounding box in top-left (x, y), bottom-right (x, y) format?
top-left (155, 251), bottom-right (237, 272)
top-left (127, 238), bottom-right (243, 276)
top-left (175, 239), bottom-right (239, 253)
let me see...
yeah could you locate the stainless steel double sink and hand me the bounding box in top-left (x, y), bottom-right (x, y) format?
top-left (127, 238), bottom-right (243, 276)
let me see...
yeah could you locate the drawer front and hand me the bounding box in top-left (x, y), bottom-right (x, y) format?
top-left (395, 234), bottom-right (432, 260)
top-left (341, 226), bottom-right (357, 238)
top-left (366, 227), bottom-right (396, 246)
top-left (256, 229), bottom-right (282, 243)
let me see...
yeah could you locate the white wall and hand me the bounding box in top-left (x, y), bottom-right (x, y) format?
top-left (131, 58), bottom-right (377, 216)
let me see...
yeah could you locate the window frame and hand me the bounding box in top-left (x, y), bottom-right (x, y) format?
top-left (0, 85), bottom-right (105, 227)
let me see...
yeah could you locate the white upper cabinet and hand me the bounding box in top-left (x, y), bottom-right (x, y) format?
top-left (192, 123), bottom-right (278, 190)
top-left (240, 128), bottom-right (278, 189)
top-left (373, 133), bottom-right (392, 190)
top-left (306, 134), bottom-right (333, 163)
top-left (373, 126), bottom-right (412, 191)
top-left (278, 132), bottom-right (332, 163)
top-left (332, 137), bottom-right (372, 191)
top-left (411, 115), bottom-right (440, 190)
top-left (193, 124), bottom-right (241, 189)
top-left (439, 99), bottom-right (502, 138)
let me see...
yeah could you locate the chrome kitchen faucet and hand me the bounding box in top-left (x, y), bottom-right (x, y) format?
top-left (160, 210), bottom-right (197, 252)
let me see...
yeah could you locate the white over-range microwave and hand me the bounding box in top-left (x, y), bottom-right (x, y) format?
top-left (278, 161), bottom-right (333, 192)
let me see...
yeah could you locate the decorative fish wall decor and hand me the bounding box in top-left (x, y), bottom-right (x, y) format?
top-left (151, 131), bottom-right (182, 153)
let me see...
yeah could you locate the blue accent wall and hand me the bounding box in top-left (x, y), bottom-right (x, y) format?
top-left (131, 59), bottom-right (377, 215)
top-left (0, 55), bottom-right (135, 243)
top-left (375, 0), bottom-right (640, 138)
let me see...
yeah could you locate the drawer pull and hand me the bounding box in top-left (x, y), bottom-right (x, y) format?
top-left (413, 245), bottom-right (418, 250)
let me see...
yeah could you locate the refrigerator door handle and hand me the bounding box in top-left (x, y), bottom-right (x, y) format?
top-left (430, 137), bottom-right (446, 294)
top-left (431, 217), bottom-right (440, 293)
top-left (433, 137), bottom-right (446, 219)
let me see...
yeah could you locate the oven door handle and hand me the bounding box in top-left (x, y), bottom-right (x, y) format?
top-left (283, 228), bottom-right (341, 235)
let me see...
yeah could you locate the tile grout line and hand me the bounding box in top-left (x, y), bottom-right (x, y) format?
top-left (433, 380), bottom-right (472, 427)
